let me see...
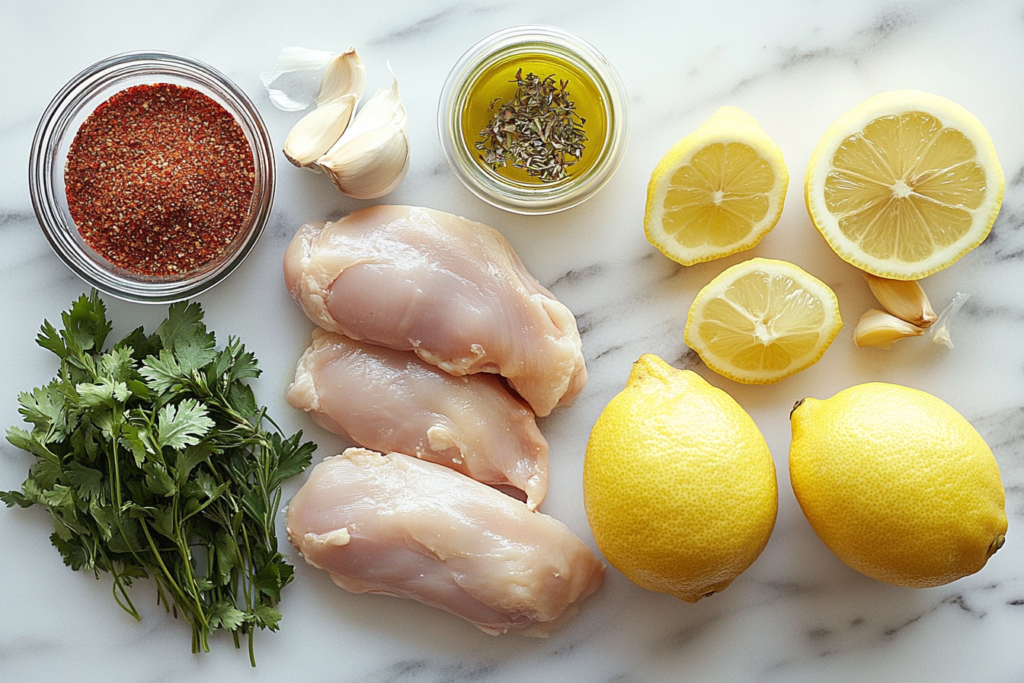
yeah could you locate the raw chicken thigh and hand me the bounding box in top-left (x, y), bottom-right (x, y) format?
top-left (287, 329), bottom-right (549, 509)
top-left (286, 448), bottom-right (604, 636)
top-left (283, 205), bottom-right (587, 416)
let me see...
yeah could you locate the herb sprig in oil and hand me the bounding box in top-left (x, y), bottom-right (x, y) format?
top-left (476, 69), bottom-right (588, 182)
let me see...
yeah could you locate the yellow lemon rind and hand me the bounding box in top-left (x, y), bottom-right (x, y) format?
top-left (805, 89), bottom-right (1004, 281)
top-left (645, 106), bottom-right (789, 267)
top-left (582, 354), bottom-right (778, 602)
top-left (683, 258), bottom-right (843, 385)
top-left (789, 382), bottom-right (1007, 588)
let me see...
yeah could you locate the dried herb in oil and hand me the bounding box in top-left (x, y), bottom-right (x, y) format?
top-left (476, 69), bottom-right (588, 182)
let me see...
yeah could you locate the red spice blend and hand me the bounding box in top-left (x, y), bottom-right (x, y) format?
top-left (64, 83), bottom-right (256, 277)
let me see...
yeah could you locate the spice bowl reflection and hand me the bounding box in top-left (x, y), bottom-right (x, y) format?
top-left (29, 51), bottom-right (275, 303)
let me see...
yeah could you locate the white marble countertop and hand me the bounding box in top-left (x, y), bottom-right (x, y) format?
top-left (4, 1), bottom-right (1024, 681)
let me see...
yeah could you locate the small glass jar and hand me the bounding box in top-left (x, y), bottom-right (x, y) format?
top-left (438, 25), bottom-right (629, 215)
top-left (29, 51), bottom-right (275, 303)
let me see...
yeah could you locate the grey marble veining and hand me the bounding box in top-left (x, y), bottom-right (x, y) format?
top-left (3, 1), bottom-right (1024, 681)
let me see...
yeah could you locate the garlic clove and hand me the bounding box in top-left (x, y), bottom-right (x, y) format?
top-left (317, 67), bottom-right (409, 199)
top-left (319, 123), bottom-right (410, 199)
top-left (329, 66), bottom-right (406, 149)
top-left (316, 47), bottom-right (366, 106)
top-left (863, 273), bottom-right (937, 328)
top-left (854, 308), bottom-right (926, 349)
top-left (281, 48), bottom-right (366, 168)
top-left (283, 93), bottom-right (359, 167)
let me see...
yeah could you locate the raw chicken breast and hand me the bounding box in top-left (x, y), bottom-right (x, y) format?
top-left (286, 448), bottom-right (604, 636)
top-left (287, 328), bottom-right (549, 509)
top-left (282, 205), bottom-right (587, 416)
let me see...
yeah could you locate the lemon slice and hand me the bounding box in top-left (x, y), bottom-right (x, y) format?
top-left (684, 258), bottom-right (842, 384)
top-left (805, 90), bottom-right (1004, 280)
top-left (645, 106), bottom-right (788, 266)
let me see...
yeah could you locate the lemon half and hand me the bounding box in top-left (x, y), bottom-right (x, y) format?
top-left (645, 106), bottom-right (789, 266)
top-left (684, 258), bottom-right (842, 384)
top-left (805, 90), bottom-right (1004, 280)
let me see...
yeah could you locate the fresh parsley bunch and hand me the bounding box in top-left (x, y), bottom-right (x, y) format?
top-left (2, 292), bottom-right (315, 665)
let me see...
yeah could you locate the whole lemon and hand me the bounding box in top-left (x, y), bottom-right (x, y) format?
top-left (789, 382), bottom-right (1007, 588)
top-left (583, 354), bottom-right (778, 602)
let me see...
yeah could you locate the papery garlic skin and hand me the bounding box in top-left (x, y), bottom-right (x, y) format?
top-left (854, 309), bottom-right (926, 349)
top-left (864, 273), bottom-right (937, 328)
top-left (931, 292), bottom-right (972, 349)
top-left (260, 47), bottom-right (337, 111)
top-left (282, 48), bottom-right (366, 168)
top-left (317, 69), bottom-right (409, 199)
top-left (283, 94), bottom-right (358, 167)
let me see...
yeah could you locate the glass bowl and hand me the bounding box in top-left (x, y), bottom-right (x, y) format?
top-left (29, 51), bottom-right (275, 303)
top-left (438, 25), bottom-right (629, 215)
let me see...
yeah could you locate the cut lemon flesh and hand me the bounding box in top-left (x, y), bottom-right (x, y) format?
top-left (806, 90), bottom-right (1003, 280)
top-left (684, 258), bottom-right (842, 384)
top-left (646, 106), bottom-right (788, 266)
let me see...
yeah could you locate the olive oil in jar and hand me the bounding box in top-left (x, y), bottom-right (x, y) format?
top-left (459, 51), bottom-right (609, 187)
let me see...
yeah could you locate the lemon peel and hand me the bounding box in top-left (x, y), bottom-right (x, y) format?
top-left (583, 354), bottom-right (777, 603)
top-left (789, 382), bottom-right (1007, 588)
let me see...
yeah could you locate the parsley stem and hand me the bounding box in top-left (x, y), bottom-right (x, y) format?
top-left (104, 427), bottom-right (152, 621)
top-left (172, 495), bottom-right (211, 650)
top-left (139, 518), bottom-right (209, 650)
top-left (239, 521), bottom-right (258, 667)
top-left (103, 549), bottom-right (141, 620)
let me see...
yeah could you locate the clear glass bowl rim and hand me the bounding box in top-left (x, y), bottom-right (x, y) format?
top-left (28, 50), bottom-right (275, 303)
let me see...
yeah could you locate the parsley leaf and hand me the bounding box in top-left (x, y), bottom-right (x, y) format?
top-left (155, 301), bottom-right (210, 353)
top-left (156, 399), bottom-right (214, 450)
top-left (208, 602), bottom-right (247, 631)
top-left (64, 462), bottom-right (105, 502)
top-left (17, 385), bottom-right (68, 437)
top-left (2, 291), bottom-right (315, 666)
top-left (38, 291), bottom-right (112, 359)
top-left (139, 349), bottom-right (186, 393)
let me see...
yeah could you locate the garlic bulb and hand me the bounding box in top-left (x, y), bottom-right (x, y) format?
top-left (317, 68), bottom-right (409, 199)
top-left (863, 273), bottom-right (937, 328)
top-left (854, 309), bottom-right (926, 349)
top-left (283, 48), bottom-right (366, 168)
